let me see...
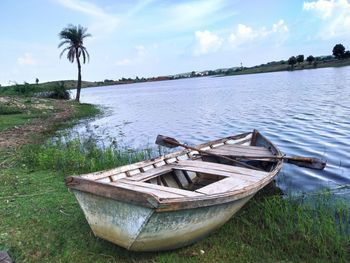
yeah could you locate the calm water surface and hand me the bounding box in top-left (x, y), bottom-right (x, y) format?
top-left (72, 67), bottom-right (350, 196)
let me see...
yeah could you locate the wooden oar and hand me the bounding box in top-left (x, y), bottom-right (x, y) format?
top-left (200, 154), bottom-right (326, 170)
top-left (156, 135), bottom-right (326, 171)
top-left (155, 135), bottom-right (263, 171)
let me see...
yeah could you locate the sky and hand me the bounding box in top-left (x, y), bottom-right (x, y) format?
top-left (1, 0), bottom-right (350, 85)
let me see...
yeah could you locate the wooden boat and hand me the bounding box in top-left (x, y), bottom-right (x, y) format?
top-left (65, 130), bottom-right (283, 251)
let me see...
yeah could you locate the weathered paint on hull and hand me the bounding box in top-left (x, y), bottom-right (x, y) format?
top-left (130, 195), bottom-right (252, 251)
top-left (73, 190), bottom-right (154, 249)
top-left (73, 190), bottom-right (253, 251)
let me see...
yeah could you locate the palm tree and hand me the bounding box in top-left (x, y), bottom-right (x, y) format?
top-left (58, 24), bottom-right (91, 102)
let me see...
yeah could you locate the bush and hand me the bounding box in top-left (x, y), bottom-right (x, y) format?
top-left (14, 83), bottom-right (35, 95)
top-left (48, 82), bottom-right (70, 100)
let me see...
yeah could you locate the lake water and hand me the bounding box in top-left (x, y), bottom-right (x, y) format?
top-left (71, 67), bottom-right (350, 196)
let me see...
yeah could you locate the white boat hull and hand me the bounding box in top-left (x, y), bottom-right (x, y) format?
top-left (74, 190), bottom-right (253, 251)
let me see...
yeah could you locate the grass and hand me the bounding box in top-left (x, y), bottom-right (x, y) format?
top-left (0, 104), bottom-right (23, 115)
top-left (0, 95), bottom-right (100, 133)
top-left (0, 99), bottom-right (49, 132)
top-left (0, 136), bottom-right (349, 262)
top-left (68, 102), bottom-right (101, 121)
top-left (21, 136), bottom-right (150, 175)
top-left (0, 113), bottom-right (41, 132)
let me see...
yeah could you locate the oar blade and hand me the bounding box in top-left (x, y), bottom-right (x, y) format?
top-left (155, 135), bottom-right (180, 148)
top-left (286, 157), bottom-right (326, 170)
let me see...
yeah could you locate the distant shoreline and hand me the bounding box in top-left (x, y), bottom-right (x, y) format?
top-left (2, 58), bottom-right (350, 92)
top-left (224, 58), bottom-right (350, 77)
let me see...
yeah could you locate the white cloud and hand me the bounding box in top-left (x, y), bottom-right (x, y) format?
top-left (229, 20), bottom-right (288, 48)
top-left (303, 0), bottom-right (335, 18)
top-left (229, 24), bottom-right (258, 47)
top-left (272, 19), bottom-right (289, 34)
top-left (56, 0), bottom-right (119, 36)
top-left (17, 53), bottom-right (37, 66)
top-left (303, 0), bottom-right (350, 38)
top-left (194, 20), bottom-right (288, 54)
top-left (194, 30), bottom-right (224, 55)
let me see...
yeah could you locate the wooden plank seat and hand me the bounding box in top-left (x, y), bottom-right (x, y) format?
top-left (195, 177), bottom-right (252, 195)
top-left (175, 160), bottom-right (269, 180)
top-left (126, 165), bottom-right (175, 182)
top-left (207, 144), bottom-right (275, 159)
top-left (109, 179), bottom-right (202, 198)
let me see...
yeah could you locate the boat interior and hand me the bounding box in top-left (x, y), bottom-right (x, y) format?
top-left (83, 131), bottom-right (281, 198)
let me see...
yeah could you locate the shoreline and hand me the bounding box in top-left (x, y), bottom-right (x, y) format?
top-left (225, 58), bottom-right (350, 77)
top-left (2, 58), bottom-right (350, 92)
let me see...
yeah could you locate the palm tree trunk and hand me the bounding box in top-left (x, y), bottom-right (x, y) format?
top-left (76, 51), bottom-right (82, 102)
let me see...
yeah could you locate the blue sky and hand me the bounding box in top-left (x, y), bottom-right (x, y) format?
top-left (1, 0), bottom-right (350, 85)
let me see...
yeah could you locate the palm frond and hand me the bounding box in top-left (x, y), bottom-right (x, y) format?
top-left (85, 48), bottom-right (90, 62)
top-left (80, 46), bottom-right (90, 63)
top-left (58, 24), bottom-right (91, 64)
top-left (59, 47), bottom-right (71, 59)
top-left (67, 48), bottom-right (75, 63)
top-left (81, 49), bottom-right (86, 63)
top-left (58, 40), bottom-right (71, 48)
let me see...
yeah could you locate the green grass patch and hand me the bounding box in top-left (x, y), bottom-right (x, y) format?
top-left (0, 111), bottom-right (47, 132)
top-left (1, 137), bottom-right (349, 262)
top-left (21, 136), bottom-right (149, 175)
top-left (71, 102), bottom-right (101, 120)
top-left (0, 97), bottom-right (56, 131)
top-left (0, 104), bottom-right (23, 115)
top-left (0, 96), bottom-right (100, 134)
top-left (0, 114), bottom-right (34, 132)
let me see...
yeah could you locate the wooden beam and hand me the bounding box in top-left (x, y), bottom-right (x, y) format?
top-left (65, 176), bottom-right (159, 208)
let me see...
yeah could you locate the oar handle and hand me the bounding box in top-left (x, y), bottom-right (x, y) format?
top-left (213, 153), bottom-right (326, 170)
top-left (285, 156), bottom-right (320, 163)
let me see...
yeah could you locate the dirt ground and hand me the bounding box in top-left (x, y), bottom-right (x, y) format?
top-left (0, 97), bottom-right (75, 149)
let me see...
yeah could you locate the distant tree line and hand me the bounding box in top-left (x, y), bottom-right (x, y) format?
top-left (332, 44), bottom-right (350, 59)
top-left (286, 43), bottom-right (350, 70)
